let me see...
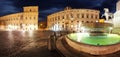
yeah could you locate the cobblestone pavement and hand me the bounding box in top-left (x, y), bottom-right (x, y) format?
top-left (0, 30), bottom-right (62, 57)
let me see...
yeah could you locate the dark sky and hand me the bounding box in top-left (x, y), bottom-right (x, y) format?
top-left (0, 0), bottom-right (118, 21)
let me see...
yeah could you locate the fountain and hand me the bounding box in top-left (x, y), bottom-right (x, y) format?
top-left (64, 22), bottom-right (120, 55)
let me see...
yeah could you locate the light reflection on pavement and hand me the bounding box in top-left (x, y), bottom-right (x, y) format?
top-left (0, 30), bottom-right (62, 57)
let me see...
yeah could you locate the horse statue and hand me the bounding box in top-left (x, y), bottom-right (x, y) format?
top-left (102, 8), bottom-right (114, 21)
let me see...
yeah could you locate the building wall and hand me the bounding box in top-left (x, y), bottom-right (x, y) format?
top-left (0, 6), bottom-right (38, 31)
top-left (117, 0), bottom-right (120, 11)
top-left (47, 8), bottom-right (100, 31)
top-left (114, 11), bottom-right (120, 28)
top-left (113, 0), bottom-right (120, 28)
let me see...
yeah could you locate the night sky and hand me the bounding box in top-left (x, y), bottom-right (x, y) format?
top-left (0, 0), bottom-right (118, 21)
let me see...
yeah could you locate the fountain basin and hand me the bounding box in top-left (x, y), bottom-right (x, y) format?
top-left (65, 33), bottom-right (120, 55)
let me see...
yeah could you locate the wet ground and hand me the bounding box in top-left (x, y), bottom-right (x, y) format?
top-left (0, 30), bottom-right (62, 57)
top-left (1, 30), bottom-right (120, 57)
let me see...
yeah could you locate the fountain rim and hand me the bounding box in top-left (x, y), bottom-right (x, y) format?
top-left (66, 33), bottom-right (120, 46)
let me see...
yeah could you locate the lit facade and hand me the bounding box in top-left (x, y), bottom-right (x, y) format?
top-left (113, 0), bottom-right (120, 28)
top-left (0, 6), bottom-right (38, 31)
top-left (47, 7), bottom-right (100, 31)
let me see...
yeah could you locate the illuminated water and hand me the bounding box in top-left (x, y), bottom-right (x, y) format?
top-left (67, 33), bottom-right (120, 46)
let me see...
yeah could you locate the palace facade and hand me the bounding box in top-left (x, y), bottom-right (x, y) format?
top-left (47, 7), bottom-right (100, 31)
top-left (0, 6), bottom-right (38, 31)
top-left (113, 0), bottom-right (120, 28)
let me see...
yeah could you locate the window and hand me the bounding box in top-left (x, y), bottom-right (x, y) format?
top-left (66, 14), bottom-right (69, 18)
top-left (77, 14), bottom-right (79, 18)
top-left (86, 14), bottom-right (89, 18)
top-left (30, 17), bottom-right (31, 20)
top-left (70, 14), bottom-right (73, 18)
top-left (30, 9), bottom-right (32, 12)
top-left (71, 21), bottom-right (73, 23)
top-left (62, 25), bottom-right (64, 28)
top-left (91, 21), bottom-right (93, 23)
top-left (82, 14), bottom-right (84, 18)
top-left (56, 17), bottom-right (57, 20)
top-left (62, 16), bottom-right (64, 19)
top-left (25, 17), bottom-right (27, 20)
top-left (86, 21), bottom-right (89, 23)
top-left (34, 17), bottom-right (36, 19)
top-left (58, 16), bottom-right (60, 20)
top-left (91, 14), bottom-right (93, 18)
top-left (96, 15), bottom-right (98, 19)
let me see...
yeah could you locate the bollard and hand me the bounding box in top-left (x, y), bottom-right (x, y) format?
top-left (47, 35), bottom-right (57, 51)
